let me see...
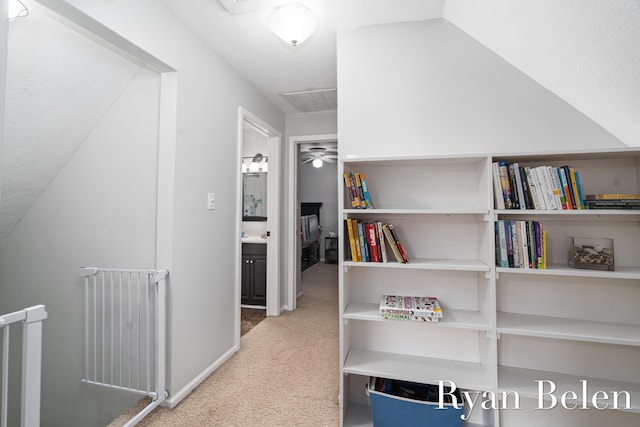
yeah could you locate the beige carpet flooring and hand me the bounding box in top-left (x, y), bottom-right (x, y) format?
top-left (111, 262), bottom-right (339, 427)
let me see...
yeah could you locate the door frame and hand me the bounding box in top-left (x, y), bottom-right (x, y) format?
top-left (286, 133), bottom-right (338, 310)
top-left (236, 107), bottom-right (281, 319)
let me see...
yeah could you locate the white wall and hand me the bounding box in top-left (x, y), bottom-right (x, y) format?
top-left (286, 110), bottom-right (337, 137)
top-left (0, 66), bottom-right (160, 426)
top-left (337, 18), bottom-right (626, 158)
top-left (63, 0), bottom-right (285, 410)
top-left (0, 0), bottom-right (7, 211)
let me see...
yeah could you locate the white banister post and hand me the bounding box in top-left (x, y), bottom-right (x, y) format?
top-left (20, 305), bottom-right (47, 427)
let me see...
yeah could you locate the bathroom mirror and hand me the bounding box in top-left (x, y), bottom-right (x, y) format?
top-left (243, 172), bottom-right (267, 221)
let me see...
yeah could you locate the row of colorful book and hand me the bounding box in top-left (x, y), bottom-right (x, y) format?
top-left (343, 171), bottom-right (374, 209)
top-left (379, 295), bottom-right (443, 322)
top-left (584, 193), bottom-right (640, 210)
top-left (344, 219), bottom-right (409, 263)
top-left (493, 161), bottom-right (584, 210)
top-left (495, 220), bottom-right (547, 269)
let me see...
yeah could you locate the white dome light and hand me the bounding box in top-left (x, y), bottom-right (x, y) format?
top-left (268, 3), bottom-right (318, 47)
top-left (312, 158), bottom-right (323, 168)
top-left (8, 0), bottom-right (33, 20)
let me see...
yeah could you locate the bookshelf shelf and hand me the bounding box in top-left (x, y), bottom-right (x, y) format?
top-left (339, 149), bottom-right (640, 426)
top-left (496, 209), bottom-right (640, 217)
top-left (345, 208), bottom-right (490, 216)
top-left (344, 303), bottom-right (492, 331)
top-left (344, 349), bottom-right (493, 391)
top-left (498, 366), bottom-right (640, 413)
top-left (344, 258), bottom-right (491, 272)
top-left (496, 264), bottom-right (640, 280)
top-left (497, 312), bottom-right (640, 346)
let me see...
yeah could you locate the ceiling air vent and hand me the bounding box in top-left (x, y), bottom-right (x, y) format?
top-left (283, 88), bottom-right (337, 113)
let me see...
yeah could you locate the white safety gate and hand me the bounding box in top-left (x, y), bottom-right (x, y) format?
top-left (79, 267), bottom-right (168, 427)
top-left (0, 304), bottom-right (47, 427)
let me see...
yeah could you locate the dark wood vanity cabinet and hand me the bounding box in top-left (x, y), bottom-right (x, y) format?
top-left (241, 243), bottom-right (267, 306)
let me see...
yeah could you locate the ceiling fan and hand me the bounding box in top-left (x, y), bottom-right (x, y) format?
top-left (301, 146), bottom-right (337, 168)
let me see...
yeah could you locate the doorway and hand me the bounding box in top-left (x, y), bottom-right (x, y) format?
top-left (237, 108), bottom-right (281, 321)
top-left (286, 134), bottom-right (338, 310)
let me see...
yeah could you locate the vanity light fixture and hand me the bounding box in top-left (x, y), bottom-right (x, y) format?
top-left (8, 0), bottom-right (33, 20)
top-left (267, 3), bottom-right (318, 47)
top-left (243, 154), bottom-right (268, 174)
top-left (312, 158), bottom-right (323, 168)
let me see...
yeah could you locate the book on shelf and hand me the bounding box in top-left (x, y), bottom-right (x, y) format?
top-left (343, 172), bottom-right (361, 209)
top-left (511, 163), bottom-right (526, 210)
top-left (379, 295), bottom-right (442, 322)
top-left (359, 173), bottom-right (374, 208)
top-left (376, 221), bottom-right (388, 262)
top-left (495, 220), bottom-right (547, 269)
top-left (381, 224), bottom-right (404, 263)
top-left (549, 166), bottom-right (566, 209)
top-left (495, 221), bottom-right (509, 268)
top-left (585, 200), bottom-right (640, 209)
top-left (535, 165), bottom-right (557, 210)
top-left (345, 220), bottom-right (409, 263)
top-left (524, 167), bottom-right (542, 210)
top-left (498, 161), bottom-right (514, 209)
top-left (357, 221), bottom-right (366, 262)
top-left (387, 224), bottom-right (409, 263)
top-left (365, 223), bottom-right (380, 263)
top-left (492, 162), bottom-right (506, 210)
top-left (584, 194), bottom-right (640, 209)
top-left (343, 171), bottom-right (374, 209)
top-left (493, 161), bottom-right (586, 210)
top-left (557, 167), bottom-right (573, 210)
top-left (565, 166), bottom-right (583, 209)
top-left (586, 193), bottom-right (640, 200)
top-left (345, 219), bottom-right (358, 262)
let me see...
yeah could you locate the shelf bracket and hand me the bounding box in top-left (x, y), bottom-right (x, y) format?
top-left (494, 271), bottom-right (499, 280)
top-left (484, 271), bottom-right (492, 280)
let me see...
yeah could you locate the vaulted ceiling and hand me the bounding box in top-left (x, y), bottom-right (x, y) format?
top-left (2, 0), bottom-right (639, 238)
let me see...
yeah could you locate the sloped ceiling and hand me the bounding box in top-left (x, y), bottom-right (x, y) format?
top-left (443, 0), bottom-right (640, 147)
top-left (1, 7), bottom-right (142, 238)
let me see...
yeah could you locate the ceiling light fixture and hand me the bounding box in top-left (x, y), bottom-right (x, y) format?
top-left (8, 0), bottom-right (33, 20)
top-left (267, 3), bottom-right (318, 47)
top-left (312, 158), bottom-right (323, 168)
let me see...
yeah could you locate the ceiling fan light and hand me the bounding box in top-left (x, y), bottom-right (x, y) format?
top-left (312, 158), bottom-right (323, 168)
top-left (249, 161), bottom-right (260, 172)
top-left (268, 3), bottom-right (318, 47)
top-left (261, 161), bottom-right (268, 173)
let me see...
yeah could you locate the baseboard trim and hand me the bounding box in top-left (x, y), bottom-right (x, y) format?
top-left (162, 345), bottom-right (239, 409)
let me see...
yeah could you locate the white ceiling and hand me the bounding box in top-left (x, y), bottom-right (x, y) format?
top-left (159, 0), bottom-right (640, 146)
top-left (2, 0), bottom-right (639, 239)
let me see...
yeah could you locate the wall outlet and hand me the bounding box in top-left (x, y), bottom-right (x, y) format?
top-left (207, 193), bottom-right (215, 210)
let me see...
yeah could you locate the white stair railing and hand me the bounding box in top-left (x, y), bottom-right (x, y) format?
top-left (79, 267), bottom-right (167, 427)
top-left (0, 305), bottom-right (48, 427)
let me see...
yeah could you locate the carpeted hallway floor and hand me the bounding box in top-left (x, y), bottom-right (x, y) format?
top-left (111, 262), bottom-right (339, 427)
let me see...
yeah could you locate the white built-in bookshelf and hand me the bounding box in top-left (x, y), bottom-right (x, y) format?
top-left (338, 148), bottom-right (640, 427)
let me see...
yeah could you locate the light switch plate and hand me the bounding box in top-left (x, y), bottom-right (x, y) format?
top-left (207, 193), bottom-right (215, 210)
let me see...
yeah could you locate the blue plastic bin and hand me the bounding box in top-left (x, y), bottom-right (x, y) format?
top-left (367, 377), bottom-right (463, 427)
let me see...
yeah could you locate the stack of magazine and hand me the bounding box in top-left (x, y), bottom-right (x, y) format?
top-left (379, 295), bottom-right (442, 322)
